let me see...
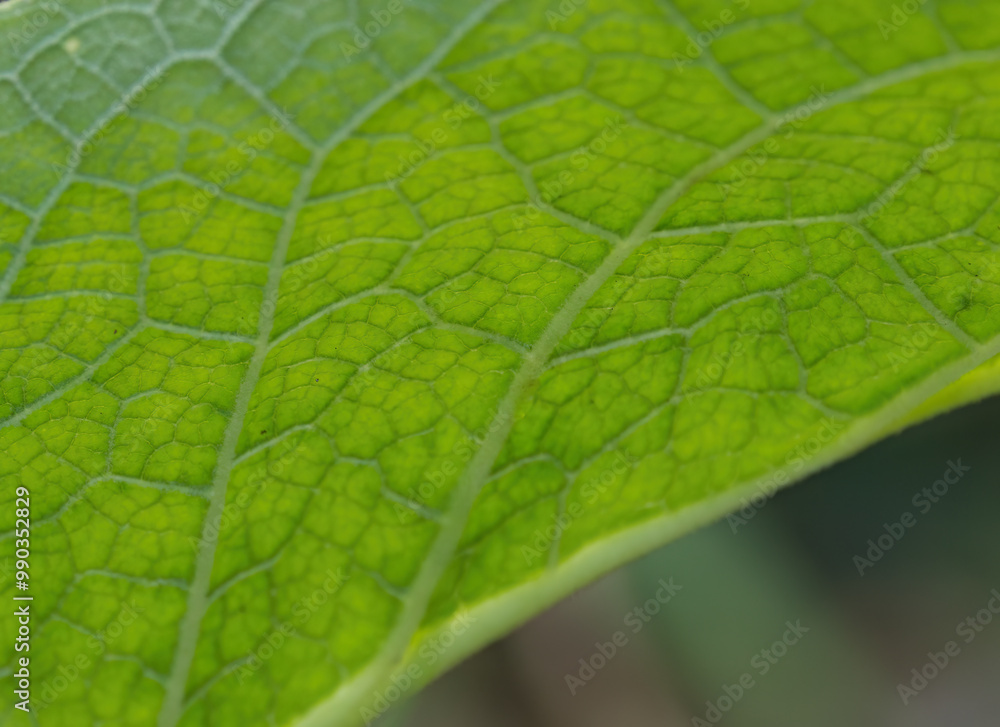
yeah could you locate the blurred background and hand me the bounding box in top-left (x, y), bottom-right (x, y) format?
top-left (377, 395), bottom-right (1000, 727)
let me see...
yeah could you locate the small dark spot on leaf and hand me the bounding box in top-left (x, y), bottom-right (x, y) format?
top-left (261, 430), bottom-right (266, 434)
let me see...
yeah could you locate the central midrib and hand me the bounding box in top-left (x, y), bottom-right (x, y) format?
top-left (295, 45), bottom-right (1000, 727)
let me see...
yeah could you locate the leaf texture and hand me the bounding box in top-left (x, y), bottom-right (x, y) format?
top-left (2, 1), bottom-right (1000, 725)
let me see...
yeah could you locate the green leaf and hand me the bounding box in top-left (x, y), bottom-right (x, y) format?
top-left (3, 0), bottom-right (1000, 725)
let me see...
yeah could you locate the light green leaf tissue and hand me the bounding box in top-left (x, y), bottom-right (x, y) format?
top-left (2, 0), bottom-right (1000, 725)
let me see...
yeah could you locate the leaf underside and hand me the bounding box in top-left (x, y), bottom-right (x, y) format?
top-left (2, 0), bottom-right (1000, 725)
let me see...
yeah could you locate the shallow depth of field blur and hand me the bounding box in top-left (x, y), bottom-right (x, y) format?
top-left (377, 395), bottom-right (1000, 727)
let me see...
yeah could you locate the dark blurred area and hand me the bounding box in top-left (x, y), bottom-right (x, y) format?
top-left (382, 395), bottom-right (1000, 727)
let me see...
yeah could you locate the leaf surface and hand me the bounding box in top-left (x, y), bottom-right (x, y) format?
top-left (2, 1), bottom-right (1000, 725)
